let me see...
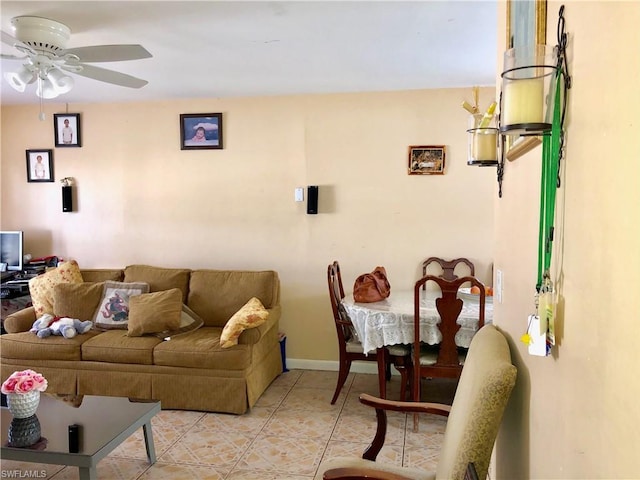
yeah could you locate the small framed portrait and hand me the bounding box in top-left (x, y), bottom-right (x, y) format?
top-left (180, 113), bottom-right (223, 150)
top-left (26, 149), bottom-right (54, 182)
top-left (54, 113), bottom-right (82, 147)
top-left (408, 145), bottom-right (446, 175)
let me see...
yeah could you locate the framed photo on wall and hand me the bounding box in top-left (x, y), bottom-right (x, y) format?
top-left (180, 113), bottom-right (223, 150)
top-left (54, 113), bottom-right (82, 147)
top-left (26, 149), bottom-right (54, 182)
top-left (408, 145), bottom-right (446, 175)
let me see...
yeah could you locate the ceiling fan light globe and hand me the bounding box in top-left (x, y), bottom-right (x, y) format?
top-left (4, 66), bottom-right (35, 92)
top-left (47, 69), bottom-right (74, 94)
top-left (4, 72), bottom-right (27, 92)
top-left (36, 78), bottom-right (59, 99)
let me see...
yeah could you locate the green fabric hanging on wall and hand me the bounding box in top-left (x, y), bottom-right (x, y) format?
top-left (536, 70), bottom-right (564, 293)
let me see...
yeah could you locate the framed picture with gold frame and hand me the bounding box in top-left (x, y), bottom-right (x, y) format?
top-left (408, 146), bottom-right (445, 175)
top-left (504, 0), bottom-right (547, 161)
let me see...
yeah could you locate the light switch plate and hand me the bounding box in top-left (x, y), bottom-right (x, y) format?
top-left (294, 187), bottom-right (304, 202)
top-left (496, 269), bottom-right (503, 304)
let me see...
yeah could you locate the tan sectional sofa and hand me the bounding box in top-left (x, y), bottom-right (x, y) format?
top-left (0, 265), bottom-right (282, 414)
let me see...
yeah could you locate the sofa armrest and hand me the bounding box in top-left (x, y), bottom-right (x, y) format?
top-left (3, 307), bottom-right (37, 333)
top-left (238, 305), bottom-right (281, 345)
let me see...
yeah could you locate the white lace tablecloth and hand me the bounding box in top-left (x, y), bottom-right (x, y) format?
top-left (343, 289), bottom-right (493, 354)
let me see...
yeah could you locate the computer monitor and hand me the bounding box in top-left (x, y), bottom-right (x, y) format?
top-left (0, 231), bottom-right (23, 272)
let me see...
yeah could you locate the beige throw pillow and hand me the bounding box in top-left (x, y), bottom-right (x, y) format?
top-left (29, 260), bottom-right (84, 317)
top-left (53, 282), bottom-right (104, 320)
top-left (127, 288), bottom-right (183, 337)
top-left (220, 297), bottom-right (269, 348)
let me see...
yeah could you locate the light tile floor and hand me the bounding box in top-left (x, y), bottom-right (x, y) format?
top-left (0, 370), bottom-right (448, 479)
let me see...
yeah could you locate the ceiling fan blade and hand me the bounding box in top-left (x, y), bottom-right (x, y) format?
top-left (1, 53), bottom-right (25, 60)
top-left (63, 45), bottom-right (152, 63)
top-left (1, 30), bottom-right (18, 47)
top-left (65, 63), bottom-right (148, 88)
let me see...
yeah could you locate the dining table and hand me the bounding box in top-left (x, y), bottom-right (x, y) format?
top-left (342, 288), bottom-right (493, 399)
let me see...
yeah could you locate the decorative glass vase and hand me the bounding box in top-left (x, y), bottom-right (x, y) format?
top-left (7, 415), bottom-right (41, 448)
top-left (7, 390), bottom-right (40, 419)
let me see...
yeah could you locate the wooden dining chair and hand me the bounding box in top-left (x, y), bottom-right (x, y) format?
top-left (322, 462), bottom-right (479, 480)
top-left (421, 257), bottom-right (475, 290)
top-left (328, 261), bottom-right (412, 404)
top-left (315, 325), bottom-right (517, 480)
top-left (412, 275), bottom-right (486, 406)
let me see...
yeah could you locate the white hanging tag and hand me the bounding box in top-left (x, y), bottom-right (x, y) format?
top-left (527, 314), bottom-right (548, 356)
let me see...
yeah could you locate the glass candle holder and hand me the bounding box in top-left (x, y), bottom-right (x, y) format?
top-left (500, 44), bottom-right (558, 135)
top-left (467, 113), bottom-right (498, 166)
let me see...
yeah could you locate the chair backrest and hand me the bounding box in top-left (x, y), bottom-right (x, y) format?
top-left (332, 260), bottom-right (346, 300)
top-left (422, 257), bottom-right (475, 282)
top-left (414, 275), bottom-right (486, 369)
top-left (435, 324), bottom-right (517, 480)
top-left (328, 261), bottom-right (354, 345)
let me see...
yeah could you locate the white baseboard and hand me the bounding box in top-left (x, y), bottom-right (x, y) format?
top-left (285, 358), bottom-right (400, 376)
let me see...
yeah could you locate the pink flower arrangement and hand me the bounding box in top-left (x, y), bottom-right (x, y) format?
top-left (1, 369), bottom-right (48, 395)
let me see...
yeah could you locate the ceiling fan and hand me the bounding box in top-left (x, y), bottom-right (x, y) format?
top-left (1, 15), bottom-right (152, 99)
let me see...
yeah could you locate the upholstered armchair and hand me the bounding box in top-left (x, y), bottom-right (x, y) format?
top-left (315, 324), bottom-right (517, 480)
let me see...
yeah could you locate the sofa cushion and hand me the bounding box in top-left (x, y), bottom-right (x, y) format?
top-left (93, 281), bottom-right (150, 330)
top-left (187, 270), bottom-right (279, 327)
top-left (53, 282), bottom-right (104, 320)
top-left (29, 260), bottom-right (84, 318)
top-left (127, 288), bottom-right (182, 337)
top-left (124, 265), bottom-right (191, 303)
top-left (153, 327), bottom-right (251, 370)
top-left (79, 269), bottom-right (124, 282)
top-left (220, 297), bottom-right (269, 348)
top-left (81, 330), bottom-right (162, 365)
top-left (1, 330), bottom-right (101, 361)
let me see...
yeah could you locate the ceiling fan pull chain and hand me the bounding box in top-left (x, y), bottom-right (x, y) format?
top-left (38, 76), bottom-right (45, 120)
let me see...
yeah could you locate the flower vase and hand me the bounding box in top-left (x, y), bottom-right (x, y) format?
top-left (8, 415), bottom-right (41, 448)
top-left (7, 390), bottom-right (40, 418)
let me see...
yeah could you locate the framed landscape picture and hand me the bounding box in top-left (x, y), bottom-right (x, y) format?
top-left (54, 113), bottom-right (81, 147)
top-left (180, 113), bottom-right (223, 150)
top-left (408, 145), bottom-right (446, 175)
top-left (26, 149), bottom-right (54, 182)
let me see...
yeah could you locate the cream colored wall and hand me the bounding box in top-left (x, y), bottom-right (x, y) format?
top-left (494, 1), bottom-right (640, 478)
top-left (1, 87), bottom-right (496, 361)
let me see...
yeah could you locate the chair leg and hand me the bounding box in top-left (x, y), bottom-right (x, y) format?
top-left (413, 368), bottom-right (421, 431)
top-left (331, 356), bottom-right (352, 404)
top-left (376, 348), bottom-right (387, 399)
top-left (398, 367), bottom-right (407, 401)
top-left (398, 357), bottom-right (413, 401)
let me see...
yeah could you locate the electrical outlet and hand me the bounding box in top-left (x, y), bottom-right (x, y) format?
top-left (294, 187), bottom-right (304, 202)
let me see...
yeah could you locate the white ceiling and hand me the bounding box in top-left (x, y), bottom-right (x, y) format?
top-left (0, 1), bottom-right (498, 105)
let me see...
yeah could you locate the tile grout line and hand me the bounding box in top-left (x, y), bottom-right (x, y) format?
top-left (313, 372), bottom-right (353, 478)
top-left (223, 375), bottom-right (297, 479)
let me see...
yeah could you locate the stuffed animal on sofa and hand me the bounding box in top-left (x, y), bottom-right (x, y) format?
top-left (30, 314), bottom-right (93, 339)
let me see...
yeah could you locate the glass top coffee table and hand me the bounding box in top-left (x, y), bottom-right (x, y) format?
top-left (1, 394), bottom-right (160, 480)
